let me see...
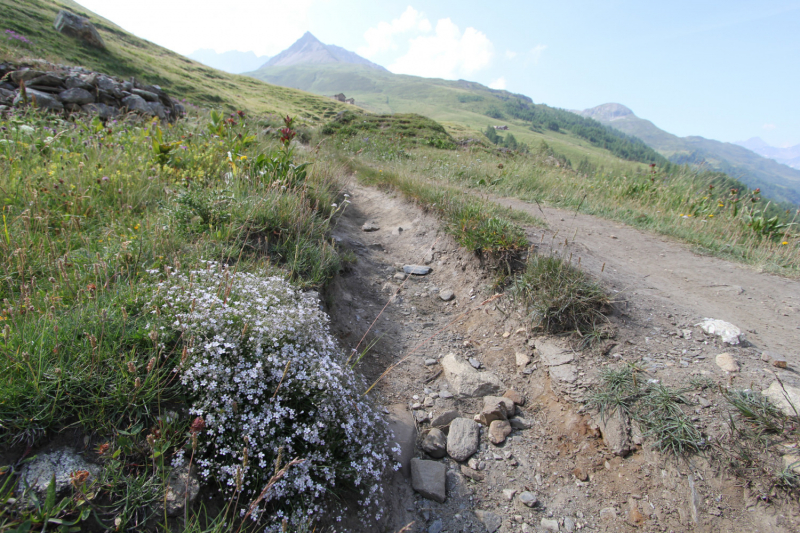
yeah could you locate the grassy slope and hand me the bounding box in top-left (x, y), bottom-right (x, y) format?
top-left (588, 112), bottom-right (800, 205)
top-left (0, 0), bottom-right (347, 121)
top-left (248, 63), bottom-right (656, 174)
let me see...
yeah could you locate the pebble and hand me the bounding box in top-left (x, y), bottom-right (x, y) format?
top-left (469, 357), bottom-right (481, 369)
top-left (411, 403), bottom-right (422, 410)
top-left (439, 289), bottom-right (455, 301)
top-left (439, 390), bottom-right (454, 399)
top-left (599, 507), bottom-right (617, 521)
top-left (509, 417), bottom-right (532, 429)
top-left (715, 352), bottom-right (740, 372)
top-left (474, 510), bottom-right (502, 533)
top-left (564, 516), bottom-right (576, 532)
top-left (773, 359), bottom-right (788, 369)
top-left (468, 458), bottom-right (481, 470)
top-left (502, 488), bottom-right (517, 500)
top-left (503, 389), bottom-right (525, 406)
top-left (519, 491), bottom-right (538, 507)
top-left (424, 358), bottom-right (438, 366)
top-left (423, 397), bottom-right (435, 408)
top-left (541, 518), bottom-right (560, 532)
top-left (489, 420), bottom-right (512, 444)
top-left (394, 272), bottom-right (407, 281)
top-left (515, 351), bottom-right (531, 367)
top-left (460, 464), bottom-right (485, 481)
top-left (428, 519), bottom-right (443, 533)
top-left (421, 428), bottom-right (448, 458)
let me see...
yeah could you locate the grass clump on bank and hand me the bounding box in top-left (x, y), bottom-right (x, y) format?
top-left (0, 107), bottom-right (391, 531)
top-left (588, 364), bottom-right (706, 458)
top-left (512, 252), bottom-right (609, 337)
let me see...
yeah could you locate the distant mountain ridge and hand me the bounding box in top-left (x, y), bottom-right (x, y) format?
top-left (576, 103), bottom-right (800, 205)
top-left (187, 49), bottom-right (270, 74)
top-left (735, 137), bottom-right (800, 170)
top-left (258, 32), bottom-right (387, 71)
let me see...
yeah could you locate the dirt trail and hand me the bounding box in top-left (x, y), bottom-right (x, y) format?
top-left (326, 183), bottom-right (800, 533)
top-left (492, 196), bottom-right (800, 365)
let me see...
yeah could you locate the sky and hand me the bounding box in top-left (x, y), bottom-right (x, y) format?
top-left (76, 0), bottom-right (800, 148)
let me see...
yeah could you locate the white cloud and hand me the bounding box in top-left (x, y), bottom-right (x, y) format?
top-left (763, 123), bottom-right (777, 130)
top-left (505, 50), bottom-right (517, 59)
top-left (357, 6), bottom-right (431, 58)
top-left (389, 18), bottom-right (494, 79)
top-left (489, 77), bottom-right (507, 90)
top-left (72, 0), bottom-right (314, 56)
top-left (530, 44), bottom-right (547, 64)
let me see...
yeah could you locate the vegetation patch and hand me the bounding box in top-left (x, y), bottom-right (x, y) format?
top-left (322, 111), bottom-right (457, 150)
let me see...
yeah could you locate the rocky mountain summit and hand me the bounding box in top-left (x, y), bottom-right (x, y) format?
top-left (258, 31), bottom-right (387, 71)
top-left (0, 62), bottom-right (184, 120)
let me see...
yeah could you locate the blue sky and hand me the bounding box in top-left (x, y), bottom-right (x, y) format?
top-left (78, 0), bottom-right (800, 147)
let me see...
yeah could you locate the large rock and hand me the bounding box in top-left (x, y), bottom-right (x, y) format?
top-left (447, 418), bottom-right (480, 461)
top-left (59, 87), bottom-right (94, 105)
top-left (762, 381), bottom-right (800, 417)
top-left (410, 458), bottom-right (446, 503)
top-left (387, 404), bottom-right (416, 478)
top-left (18, 448), bottom-right (100, 496)
top-left (14, 88), bottom-right (63, 111)
top-left (430, 409), bottom-right (460, 430)
top-left (421, 428), bottom-right (447, 458)
top-left (441, 353), bottom-right (504, 397)
top-left (82, 103), bottom-right (118, 119)
top-left (121, 94), bottom-right (150, 114)
top-left (54, 10), bottom-right (105, 49)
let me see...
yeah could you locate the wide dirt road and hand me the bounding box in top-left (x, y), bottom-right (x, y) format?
top-left (494, 196), bottom-right (800, 365)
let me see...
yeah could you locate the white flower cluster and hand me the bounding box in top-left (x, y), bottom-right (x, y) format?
top-left (149, 262), bottom-right (392, 528)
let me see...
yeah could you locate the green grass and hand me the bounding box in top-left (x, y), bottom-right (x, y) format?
top-left (0, 107), bottom-right (349, 531)
top-left (0, 0), bottom-right (348, 121)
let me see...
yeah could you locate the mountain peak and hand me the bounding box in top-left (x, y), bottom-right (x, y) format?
top-left (259, 32), bottom-right (386, 71)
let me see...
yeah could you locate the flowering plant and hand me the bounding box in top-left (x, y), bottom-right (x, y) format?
top-left (149, 262), bottom-right (394, 528)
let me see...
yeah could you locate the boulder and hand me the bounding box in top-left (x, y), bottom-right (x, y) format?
top-left (441, 353), bottom-right (504, 398)
top-left (447, 418), bottom-right (480, 461)
top-left (27, 74), bottom-right (65, 87)
top-left (421, 428), bottom-right (447, 458)
top-left (147, 101), bottom-right (167, 119)
top-left (121, 94), bottom-right (151, 114)
top-left (65, 76), bottom-right (93, 90)
top-left (54, 10), bottom-right (105, 49)
top-left (132, 88), bottom-right (159, 102)
top-left (82, 103), bottom-right (118, 119)
top-left (410, 458), bottom-right (446, 503)
top-left (14, 88), bottom-right (63, 111)
top-left (0, 88), bottom-right (13, 105)
top-left (10, 70), bottom-right (45, 83)
top-left (59, 87), bottom-right (94, 105)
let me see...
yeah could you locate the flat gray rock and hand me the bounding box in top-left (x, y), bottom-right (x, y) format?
top-left (19, 448), bottom-right (100, 496)
top-left (441, 353), bottom-right (504, 397)
top-left (549, 363), bottom-right (578, 384)
top-left (447, 418), bottom-right (480, 461)
top-left (411, 458), bottom-right (446, 503)
top-left (403, 265), bottom-right (432, 276)
top-left (361, 221), bottom-right (380, 232)
top-left (430, 409), bottom-right (460, 429)
top-left (59, 87), bottom-right (94, 105)
top-left (537, 340), bottom-right (574, 366)
top-left (387, 404), bottom-right (416, 478)
top-left (439, 289), bottom-right (455, 301)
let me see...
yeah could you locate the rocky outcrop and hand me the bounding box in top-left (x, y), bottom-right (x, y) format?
top-left (0, 62), bottom-right (184, 121)
top-left (54, 10), bottom-right (105, 49)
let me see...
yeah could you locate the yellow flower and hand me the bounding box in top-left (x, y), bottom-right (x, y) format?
top-left (133, 224), bottom-right (140, 231)
top-left (708, 214), bottom-right (714, 217)
top-left (782, 241), bottom-right (789, 245)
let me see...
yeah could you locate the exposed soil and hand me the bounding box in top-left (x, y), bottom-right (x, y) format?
top-left (326, 182), bottom-right (800, 533)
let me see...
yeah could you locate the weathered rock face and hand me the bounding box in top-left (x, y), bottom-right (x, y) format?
top-left (158, 466), bottom-right (200, 517)
top-left (0, 62), bottom-right (184, 121)
top-left (54, 10), bottom-right (106, 49)
top-left (18, 448), bottom-right (100, 496)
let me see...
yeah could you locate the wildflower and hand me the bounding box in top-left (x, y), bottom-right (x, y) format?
top-left (96, 443), bottom-right (110, 456)
top-left (783, 241), bottom-right (789, 245)
top-left (70, 470), bottom-right (90, 489)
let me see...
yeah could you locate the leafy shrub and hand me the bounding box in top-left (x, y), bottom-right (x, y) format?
top-left (150, 263), bottom-right (394, 529)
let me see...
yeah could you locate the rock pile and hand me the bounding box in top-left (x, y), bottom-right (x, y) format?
top-left (0, 62), bottom-right (184, 121)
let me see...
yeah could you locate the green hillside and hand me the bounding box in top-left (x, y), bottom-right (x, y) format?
top-left (0, 0), bottom-right (346, 121)
top-left (248, 63), bottom-right (665, 166)
top-left (579, 104), bottom-right (800, 205)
